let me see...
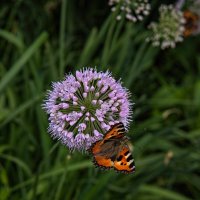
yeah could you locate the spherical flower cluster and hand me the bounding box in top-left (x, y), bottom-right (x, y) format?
top-left (109, 0), bottom-right (151, 23)
top-left (146, 4), bottom-right (186, 49)
top-left (43, 68), bottom-right (132, 151)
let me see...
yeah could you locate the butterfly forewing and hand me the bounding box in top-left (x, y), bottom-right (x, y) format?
top-left (93, 140), bottom-right (121, 158)
top-left (103, 123), bottom-right (125, 140)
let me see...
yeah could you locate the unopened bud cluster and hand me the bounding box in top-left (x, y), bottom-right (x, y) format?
top-left (109, 0), bottom-right (150, 22)
top-left (146, 5), bottom-right (185, 49)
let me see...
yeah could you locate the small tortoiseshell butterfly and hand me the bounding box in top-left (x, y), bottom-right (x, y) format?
top-left (183, 10), bottom-right (199, 37)
top-left (89, 123), bottom-right (135, 174)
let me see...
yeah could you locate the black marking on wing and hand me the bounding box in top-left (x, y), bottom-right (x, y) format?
top-left (116, 123), bottom-right (125, 133)
top-left (117, 155), bottom-right (123, 161)
top-left (124, 151), bottom-right (129, 156)
top-left (129, 162), bottom-right (134, 169)
top-left (127, 155), bottom-right (133, 162)
top-left (103, 126), bottom-right (125, 141)
top-left (110, 155), bottom-right (116, 162)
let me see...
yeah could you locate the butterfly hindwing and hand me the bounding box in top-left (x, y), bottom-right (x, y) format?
top-left (114, 146), bottom-right (135, 173)
top-left (93, 155), bottom-right (113, 169)
top-left (91, 139), bottom-right (120, 169)
top-left (90, 123), bottom-right (135, 174)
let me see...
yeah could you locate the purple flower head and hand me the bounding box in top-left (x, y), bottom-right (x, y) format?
top-left (43, 68), bottom-right (132, 151)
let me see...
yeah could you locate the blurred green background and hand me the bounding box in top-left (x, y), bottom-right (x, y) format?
top-left (0, 0), bottom-right (200, 199)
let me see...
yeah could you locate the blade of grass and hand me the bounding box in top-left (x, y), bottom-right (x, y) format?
top-left (82, 173), bottom-right (114, 200)
top-left (77, 28), bottom-right (98, 67)
top-left (54, 167), bottom-right (68, 200)
top-left (11, 161), bottom-right (92, 192)
top-left (0, 154), bottom-right (32, 176)
top-left (0, 32), bottom-right (48, 94)
top-left (101, 19), bottom-right (116, 67)
top-left (140, 185), bottom-right (191, 200)
top-left (0, 94), bottom-right (42, 128)
top-left (0, 29), bottom-right (24, 50)
top-left (59, 0), bottom-right (67, 76)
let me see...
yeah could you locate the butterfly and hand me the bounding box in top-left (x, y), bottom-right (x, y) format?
top-left (89, 123), bottom-right (135, 174)
top-left (183, 10), bottom-right (199, 37)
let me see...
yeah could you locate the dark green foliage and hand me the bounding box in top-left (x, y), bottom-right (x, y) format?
top-left (0, 0), bottom-right (200, 200)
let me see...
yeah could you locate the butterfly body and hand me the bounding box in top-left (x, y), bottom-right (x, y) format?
top-left (89, 123), bottom-right (135, 174)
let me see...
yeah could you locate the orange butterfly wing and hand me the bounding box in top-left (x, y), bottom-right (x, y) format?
top-left (183, 10), bottom-right (199, 37)
top-left (90, 123), bottom-right (135, 173)
top-left (103, 123), bottom-right (125, 140)
top-left (90, 140), bottom-right (113, 169)
top-left (114, 146), bottom-right (135, 173)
